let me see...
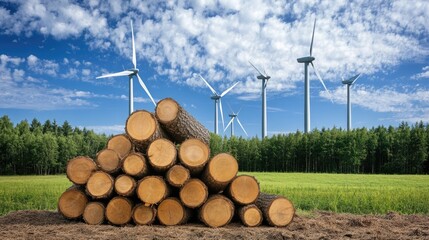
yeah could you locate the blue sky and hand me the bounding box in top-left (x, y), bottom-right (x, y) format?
top-left (1, 0), bottom-right (428, 138)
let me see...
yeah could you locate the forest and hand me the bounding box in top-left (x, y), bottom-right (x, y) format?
top-left (1, 115), bottom-right (428, 175)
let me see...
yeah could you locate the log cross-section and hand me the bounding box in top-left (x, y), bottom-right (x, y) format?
top-left (178, 138), bottom-right (210, 175)
top-left (58, 186), bottom-right (88, 219)
top-left (83, 202), bottom-right (105, 225)
top-left (147, 138), bottom-right (177, 172)
top-left (66, 156), bottom-right (97, 185)
top-left (255, 192), bottom-right (295, 227)
top-left (202, 153), bottom-right (238, 193)
top-left (199, 194), bottom-right (234, 228)
top-left (107, 134), bottom-right (133, 159)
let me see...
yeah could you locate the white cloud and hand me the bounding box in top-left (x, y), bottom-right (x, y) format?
top-left (412, 66), bottom-right (429, 80)
top-left (83, 124), bottom-right (125, 135)
top-left (27, 54), bottom-right (59, 76)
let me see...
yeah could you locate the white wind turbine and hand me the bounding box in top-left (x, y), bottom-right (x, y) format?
top-left (297, 18), bottom-right (332, 133)
top-left (199, 74), bottom-right (239, 135)
top-left (224, 109), bottom-right (248, 137)
top-left (342, 73), bottom-right (361, 131)
top-left (97, 20), bottom-right (156, 115)
top-left (249, 61), bottom-right (270, 138)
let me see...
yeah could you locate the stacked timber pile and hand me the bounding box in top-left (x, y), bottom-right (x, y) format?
top-left (58, 98), bottom-right (295, 227)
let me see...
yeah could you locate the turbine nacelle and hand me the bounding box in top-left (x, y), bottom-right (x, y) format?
top-left (297, 56), bottom-right (315, 63)
top-left (257, 75), bottom-right (271, 80)
top-left (342, 73), bottom-right (361, 85)
top-left (210, 95), bottom-right (221, 100)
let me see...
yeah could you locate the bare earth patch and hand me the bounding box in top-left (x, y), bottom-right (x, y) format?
top-left (0, 210), bottom-right (428, 240)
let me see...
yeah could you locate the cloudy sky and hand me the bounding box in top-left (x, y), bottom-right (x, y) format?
top-left (1, 0), bottom-right (428, 137)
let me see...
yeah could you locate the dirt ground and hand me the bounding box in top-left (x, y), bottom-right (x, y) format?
top-left (0, 210), bottom-right (428, 240)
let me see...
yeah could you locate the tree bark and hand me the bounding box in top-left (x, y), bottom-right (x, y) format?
top-left (255, 192), bottom-right (295, 227)
top-left (178, 138), bottom-right (210, 175)
top-left (66, 156), bottom-right (97, 185)
top-left (202, 153), bottom-right (238, 193)
top-left (199, 194), bottom-right (234, 228)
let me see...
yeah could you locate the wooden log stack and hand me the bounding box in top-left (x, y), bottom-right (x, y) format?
top-left (58, 97), bottom-right (295, 227)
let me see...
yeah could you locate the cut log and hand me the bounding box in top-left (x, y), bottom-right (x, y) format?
top-left (225, 175), bottom-right (260, 205)
top-left (157, 197), bottom-right (190, 226)
top-left (58, 186), bottom-right (88, 219)
top-left (114, 174), bottom-right (136, 197)
top-left (83, 202), bottom-right (105, 225)
top-left (202, 153), bottom-right (238, 193)
top-left (132, 203), bottom-right (157, 225)
top-left (237, 204), bottom-right (263, 227)
top-left (125, 110), bottom-right (168, 150)
top-left (166, 164), bottom-right (190, 188)
top-left (105, 196), bottom-right (133, 226)
top-left (136, 176), bottom-right (169, 204)
top-left (122, 152), bottom-right (148, 178)
top-left (155, 98), bottom-right (210, 144)
top-left (66, 156), bottom-right (97, 185)
top-left (96, 149), bottom-right (121, 174)
top-left (86, 171), bottom-right (114, 199)
top-left (255, 192), bottom-right (295, 227)
top-left (179, 178), bottom-right (208, 208)
top-left (199, 194), bottom-right (234, 228)
top-left (107, 134), bottom-right (133, 159)
top-left (147, 138), bottom-right (177, 172)
top-left (178, 138), bottom-right (210, 175)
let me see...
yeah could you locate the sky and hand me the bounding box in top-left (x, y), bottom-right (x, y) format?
top-left (0, 0), bottom-right (428, 138)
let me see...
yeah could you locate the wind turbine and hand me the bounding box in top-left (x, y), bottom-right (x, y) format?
top-left (199, 74), bottom-right (239, 135)
top-left (249, 61), bottom-right (270, 138)
top-left (342, 73), bottom-right (361, 131)
top-left (96, 20), bottom-right (156, 115)
top-left (224, 109), bottom-right (248, 137)
top-left (297, 18), bottom-right (332, 133)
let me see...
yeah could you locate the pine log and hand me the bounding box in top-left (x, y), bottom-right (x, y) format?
top-left (122, 152), bottom-right (148, 178)
top-left (107, 134), bottom-right (133, 159)
top-left (58, 186), bottom-right (88, 219)
top-left (125, 110), bottom-right (168, 151)
top-left (178, 138), bottom-right (210, 175)
top-left (136, 176), bottom-right (169, 204)
top-left (86, 171), bottom-right (114, 199)
top-left (105, 196), bottom-right (133, 226)
top-left (96, 149), bottom-right (121, 174)
top-left (157, 197), bottom-right (190, 226)
top-left (199, 194), bottom-right (234, 228)
top-left (147, 138), bottom-right (177, 172)
top-left (179, 178), bottom-right (208, 208)
top-left (83, 202), bottom-right (105, 225)
top-left (225, 175), bottom-right (260, 205)
top-left (166, 164), bottom-right (190, 188)
top-left (155, 98), bottom-right (210, 144)
top-left (114, 174), bottom-right (136, 197)
top-left (66, 156), bottom-right (97, 185)
top-left (255, 192), bottom-right (295, 227)
top-left (132, 203), bottom-right (157, 225)
top-left (202, 153), bottom-right (238, 193)
top-left (237, 204), bottom-right (263, 227)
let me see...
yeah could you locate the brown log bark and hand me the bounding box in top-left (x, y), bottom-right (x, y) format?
top-left (125, 110), bottom-right (168, 151)
top-left (114, 174), bottom-right (136, 197)
top-left (147, 138), bottom-right (177, 172)
top-left (86, 171), bottom-right (114, 199)
top-left (199, 194), bottom-right (234, 228)
top-left (66, 156), bottom-right (97, 185)
top-left (105, 196), bottom-right (133, 226)
top-left (132, 203), bottom-right (157, 225)
top-left (157, 197), bottom-right (190, 226)
top-left (178, 138), bottom-right (210, 175)
top-left (107, 134), bottom-right (133, 159)
top-left (58, 186), bottom-right (88, 219)
top-left (96, 149), bottom-right (121, 174)
top-left (122, 152), bottom-right (148, 178)
top-left (255, 192), bottom-right (295, 227)
top-left (179, 178), bottom-right (208, 208)
top-left (83, 202), bottom-right (105, 225)
top-left (165, 164), bottom-right (190, 188)
top-left (237, 204), bottom-right (263, 227)
top-left (136, 176), bottom-right (169, 204)
top-left (201, 153), bottom-right (238, 193)
top-left (155, 98), bottom-right (210, 144)
top-left (225, 175), bottom-right (260, 205)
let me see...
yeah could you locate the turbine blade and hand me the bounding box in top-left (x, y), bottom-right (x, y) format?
top-left (236, 117), bottom-right (248, 136)
top-left (249, 61), bottom-right (265, 77)
top-left (224, 117), bottom-right (234, 132)
top-left (219, 98), bottom-right (225, 130)
top-left (131, 20), bottom-right (137, 69)
top-left (350, 73), bottom-right (361, 85)
top-left (310, 18), bottom-right (316, 56)
top-left (198, 74), bottom-right (218, 95)
top-left (311, 62), bottom-right (333, 103)
top-left (220, 82), bottom-right (239, 97)
top-left (96, 70), bottom-right (133, 79)
top-left (136, 74), bottom-right (156, 106)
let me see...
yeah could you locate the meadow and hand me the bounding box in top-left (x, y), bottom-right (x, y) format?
top-left (0, 173), bottom-right (428, 216)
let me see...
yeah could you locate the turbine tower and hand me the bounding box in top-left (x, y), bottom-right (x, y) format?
top-left (224, 109), bottom-right (248, 137)
top-left (297, 18), bottom-right (332, 133)
top-left (342, 73), bottom-right (361, 131)
top-left (249, 61), bottom-right (270, 138)
top-left (199, 74), bottom-right (239, 135)
top-left (97, 20), bottom-right (156, 115)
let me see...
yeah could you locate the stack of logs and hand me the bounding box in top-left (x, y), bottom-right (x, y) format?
top-left (58, 98), bottom-right (295, 227)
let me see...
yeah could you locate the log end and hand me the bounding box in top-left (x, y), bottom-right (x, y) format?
top-left (105, 197), bottom-right (133, 226)
top-left (166, 164), bottom-right (190, 187)
top-left (58, 188), bottom-right (88, 219)
top-left (155, 98), bottom-right (179, 123)
top-left (179, 138), bottom-right (209, 170)
top-left (86, 171), bottom-right (114, 199)
top-left (132, 204), bottom-right (156, 225)
top-left (137, 176), bottom-right (169, 204)
top-left (126, 110), bottom-right (157, 141)
top-left (147, 138), bottom-right (177, 171)
top-left (179, 179), bottom-right (208, 208)
top-left (66, 156), bottom-right (97, 185)
top-left (229, 175), bottom-right (260, 205)
top-left (122, 152), bottom-right (147, 177)
top-left (157, 198), bottom-right (187, 226)
top-left (83, 202), bottom-right (105, 225)
top-left (114, 175), bottom-right (136, 197)
top-left (96, 149), bottom-right (121, 173)
top-left (268, 197), bottom-right (295, 227)
top-left (199, 195), bottom-right (234, 228)
top-left (107, 134), bottom-right (132, 159)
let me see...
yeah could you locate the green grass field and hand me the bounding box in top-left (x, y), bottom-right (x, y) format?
top-left (0, 173), bottom-right (428, 216)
